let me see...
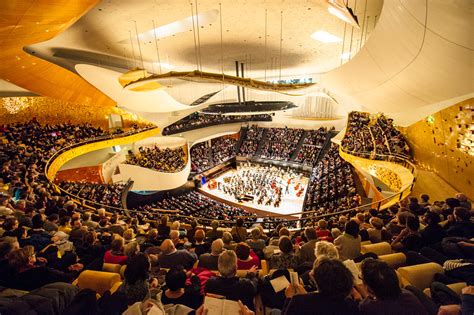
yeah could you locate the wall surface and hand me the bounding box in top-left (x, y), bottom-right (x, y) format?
top-left (0, 96), bottom-right (150, 129)
top-left (403, 99), bottom-right (473, 200)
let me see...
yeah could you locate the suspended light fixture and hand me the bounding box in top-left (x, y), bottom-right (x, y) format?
top-left (327, 0), bottom-right (360, 29)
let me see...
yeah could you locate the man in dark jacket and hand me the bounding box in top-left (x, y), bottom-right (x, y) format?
top-left (205, 250), bottom-right (258, 310)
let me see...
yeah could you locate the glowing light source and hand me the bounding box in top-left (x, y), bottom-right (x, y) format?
top-left (2, 97), bottom-right (31, 114)
top-left (310, 30), bottom-right (342, 43)
top-left (426, 115), bottom-right (435, 124)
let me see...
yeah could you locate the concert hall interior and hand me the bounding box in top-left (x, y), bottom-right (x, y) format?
top-left (0, 1), bottom-right (472, 314)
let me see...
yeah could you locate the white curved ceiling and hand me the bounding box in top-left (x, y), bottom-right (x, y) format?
top-left (321, 0), bottom-right (474, 112)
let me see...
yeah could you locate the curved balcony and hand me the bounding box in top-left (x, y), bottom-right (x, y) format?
top-left (45, 125), bottom-right (416, 229)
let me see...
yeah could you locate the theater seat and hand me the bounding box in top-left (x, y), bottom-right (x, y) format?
top-left (120, 265), bottom-right (127, 279)
top-left (361, 242), bottom-right (392, 256)
top-left (73, 270), bottom-right (122, 296)
top-left (397, 262), bottom-right (444, 290)
top-left (379, 253), bottom-right (406, 268)
top-left (423, 282), bottom-right (467, 298)
top-left (102, 263), bottom-right (122, 274)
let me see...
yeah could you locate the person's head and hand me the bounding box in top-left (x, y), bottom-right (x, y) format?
top-left (278, 227), bottom-right (290, 237)
top-left (165, 267), bottom-right (187, 291)
top-left (455, 193), bottom-right (468, 202)
top-left (169, 230), bottom-right (180, 242)
top-left (211, 220), bottom-right (219, 230)
top-left (331, 228), bottom-right (342, 239)
top-left (171, 221), bottom-right (180, 231)
top-left (110, 237), bottom-right (124, 253)
top-left (109, 215), bottom-right (118, 225)
top-left (160, 239), bottom-right (176, 255)
top-left (3, 217), bottom-right (18, 231)
top-left (445, 198), bottom-right (460, 209)
top-left (31, 214), bottom-right (44, 229)
top-left (82, 212), bottom-right (91, 221)
top-left (124, 253), bottom-right (150, 285)
top-left (406, 215), bottom-right (420, 232)
top-left (368, 209), bottom-right (378, 217)
top-left (47, 213), bottom-right (59, 223)
top-left (304, 227), bottom-right (317, 241)
top-left (222, 232), bottom-right (233, 244)
top-left (147, 228), bottom-right (158, 241)
top-left (72, 219), bottom-right (82, 229)
top-left (97, 208), bottom-right (106, 218)
top-left (236, 218), bottom-right (244, 227)
top-left (59, 215), bottom-right (71, 227)
top-left (235, 242), bottom-right (251, 260)
top-left (218, 250), bottom-right (237, 278)
top-left (0, 237), bottom-right (20, 259)
top-left (344, 220), bottom-right (359, 238)
top-left (312, 258), bottom-right (353, 300)
top-left (82, 231), bottom-right (97, 247)
top-left (369, 217), bottom-right (384, 230)
top-left (454, 207), bottom-right (471, 222)
top-left (278, 236), bottom-right (293, 254)
top-left (420, 194), bottom-right (430, 203)
top-left (315, 240), bottom-right (339, 260)
top-left (8, 245), bottom-right (35, 269)
top-left (361, 258), bottom-right (401, 299)
top-left (194, 229), bottom-right (205, 242)
top-left (423, 211), bottom-right (441, 225)
top-left (123, 228), bottom-right (135, 242)
top-left (190, 220), bottom-right (198, 229)
top-left (160, 215), bottom-right (169, 226)
top-left (211, 239), bottom-right (224, 256)
top-left (124, 241), bottom-right (140, 258)
top-left (251, 228), bottom-right (261, 240)
top-left (355, 213), bottom-right (365, 224)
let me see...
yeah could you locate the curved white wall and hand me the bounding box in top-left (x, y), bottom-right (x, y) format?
top-left (112, 157), bottom-right (191, 191)
top-left (322, 0), bottom-right (473, 115)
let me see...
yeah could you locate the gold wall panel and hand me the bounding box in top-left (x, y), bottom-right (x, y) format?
top-left (0, 96), bottom-right (151, 129)
top-left (0, 0), bottom-right (115, 107)
top-left (403, 98), bottom-right (473, 200)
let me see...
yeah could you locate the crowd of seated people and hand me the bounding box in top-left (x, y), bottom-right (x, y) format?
top-left (238, 125), bottom-right (265, 157)
top-left (260, 127), bottom-right (304, 161)
top-left (125, 146), bottom-right (186, 173)
top-left (162, 112), bottom-right (272, 135)
top-left (191, 136), bottom-right (237, 174)
top-left (135, 191), bottom-right (257, 223)
top-left (342, 111), bottom-right (410, 157)
top-left (290, 127), bottom-right (332, 166)
top-left (304, 144), bottom-right (359, 216)
top-left (59, 181), bottom-right (125, 208)
top-left (369, 166), bottom-right (403, 192)
top-left (342, 111), bottom-right (374, 153)
top-left (0, 180), bottom-right (472, 314)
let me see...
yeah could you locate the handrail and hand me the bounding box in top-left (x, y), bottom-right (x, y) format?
top-left (44, 127), bottom-right (416, 228)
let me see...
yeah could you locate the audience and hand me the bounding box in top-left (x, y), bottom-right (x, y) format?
top-left (125, 145), bottom-right (186, 173)
top-left (163, 112), bottom-right (272, 135)
top-left (0, 119), bottom-right (472, 314)
top-left (191, 135), bottom-right (237, 174)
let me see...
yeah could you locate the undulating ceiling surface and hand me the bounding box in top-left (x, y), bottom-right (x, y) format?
top-left (27, 0), bottom-right (382, 79)
top-left (0, 0), bottom-right (115, 107)
top-left (321, 0), bottom-right (474, 114)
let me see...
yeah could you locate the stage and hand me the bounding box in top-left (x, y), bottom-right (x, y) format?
top-left (198, 163), bottom-right (309, 218)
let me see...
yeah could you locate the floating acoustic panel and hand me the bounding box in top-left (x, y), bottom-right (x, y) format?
top-left (119, 70), bottom-right (315, 93)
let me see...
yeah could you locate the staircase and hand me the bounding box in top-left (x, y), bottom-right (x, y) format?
top-left (254, 128), bottom-right (269, 158)
top-left (315, 131), bottom-right (336, 164)
top-left (290, 130), bottom-right (309, 161)
top-left (235, 126), bottom-right (247, 153)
